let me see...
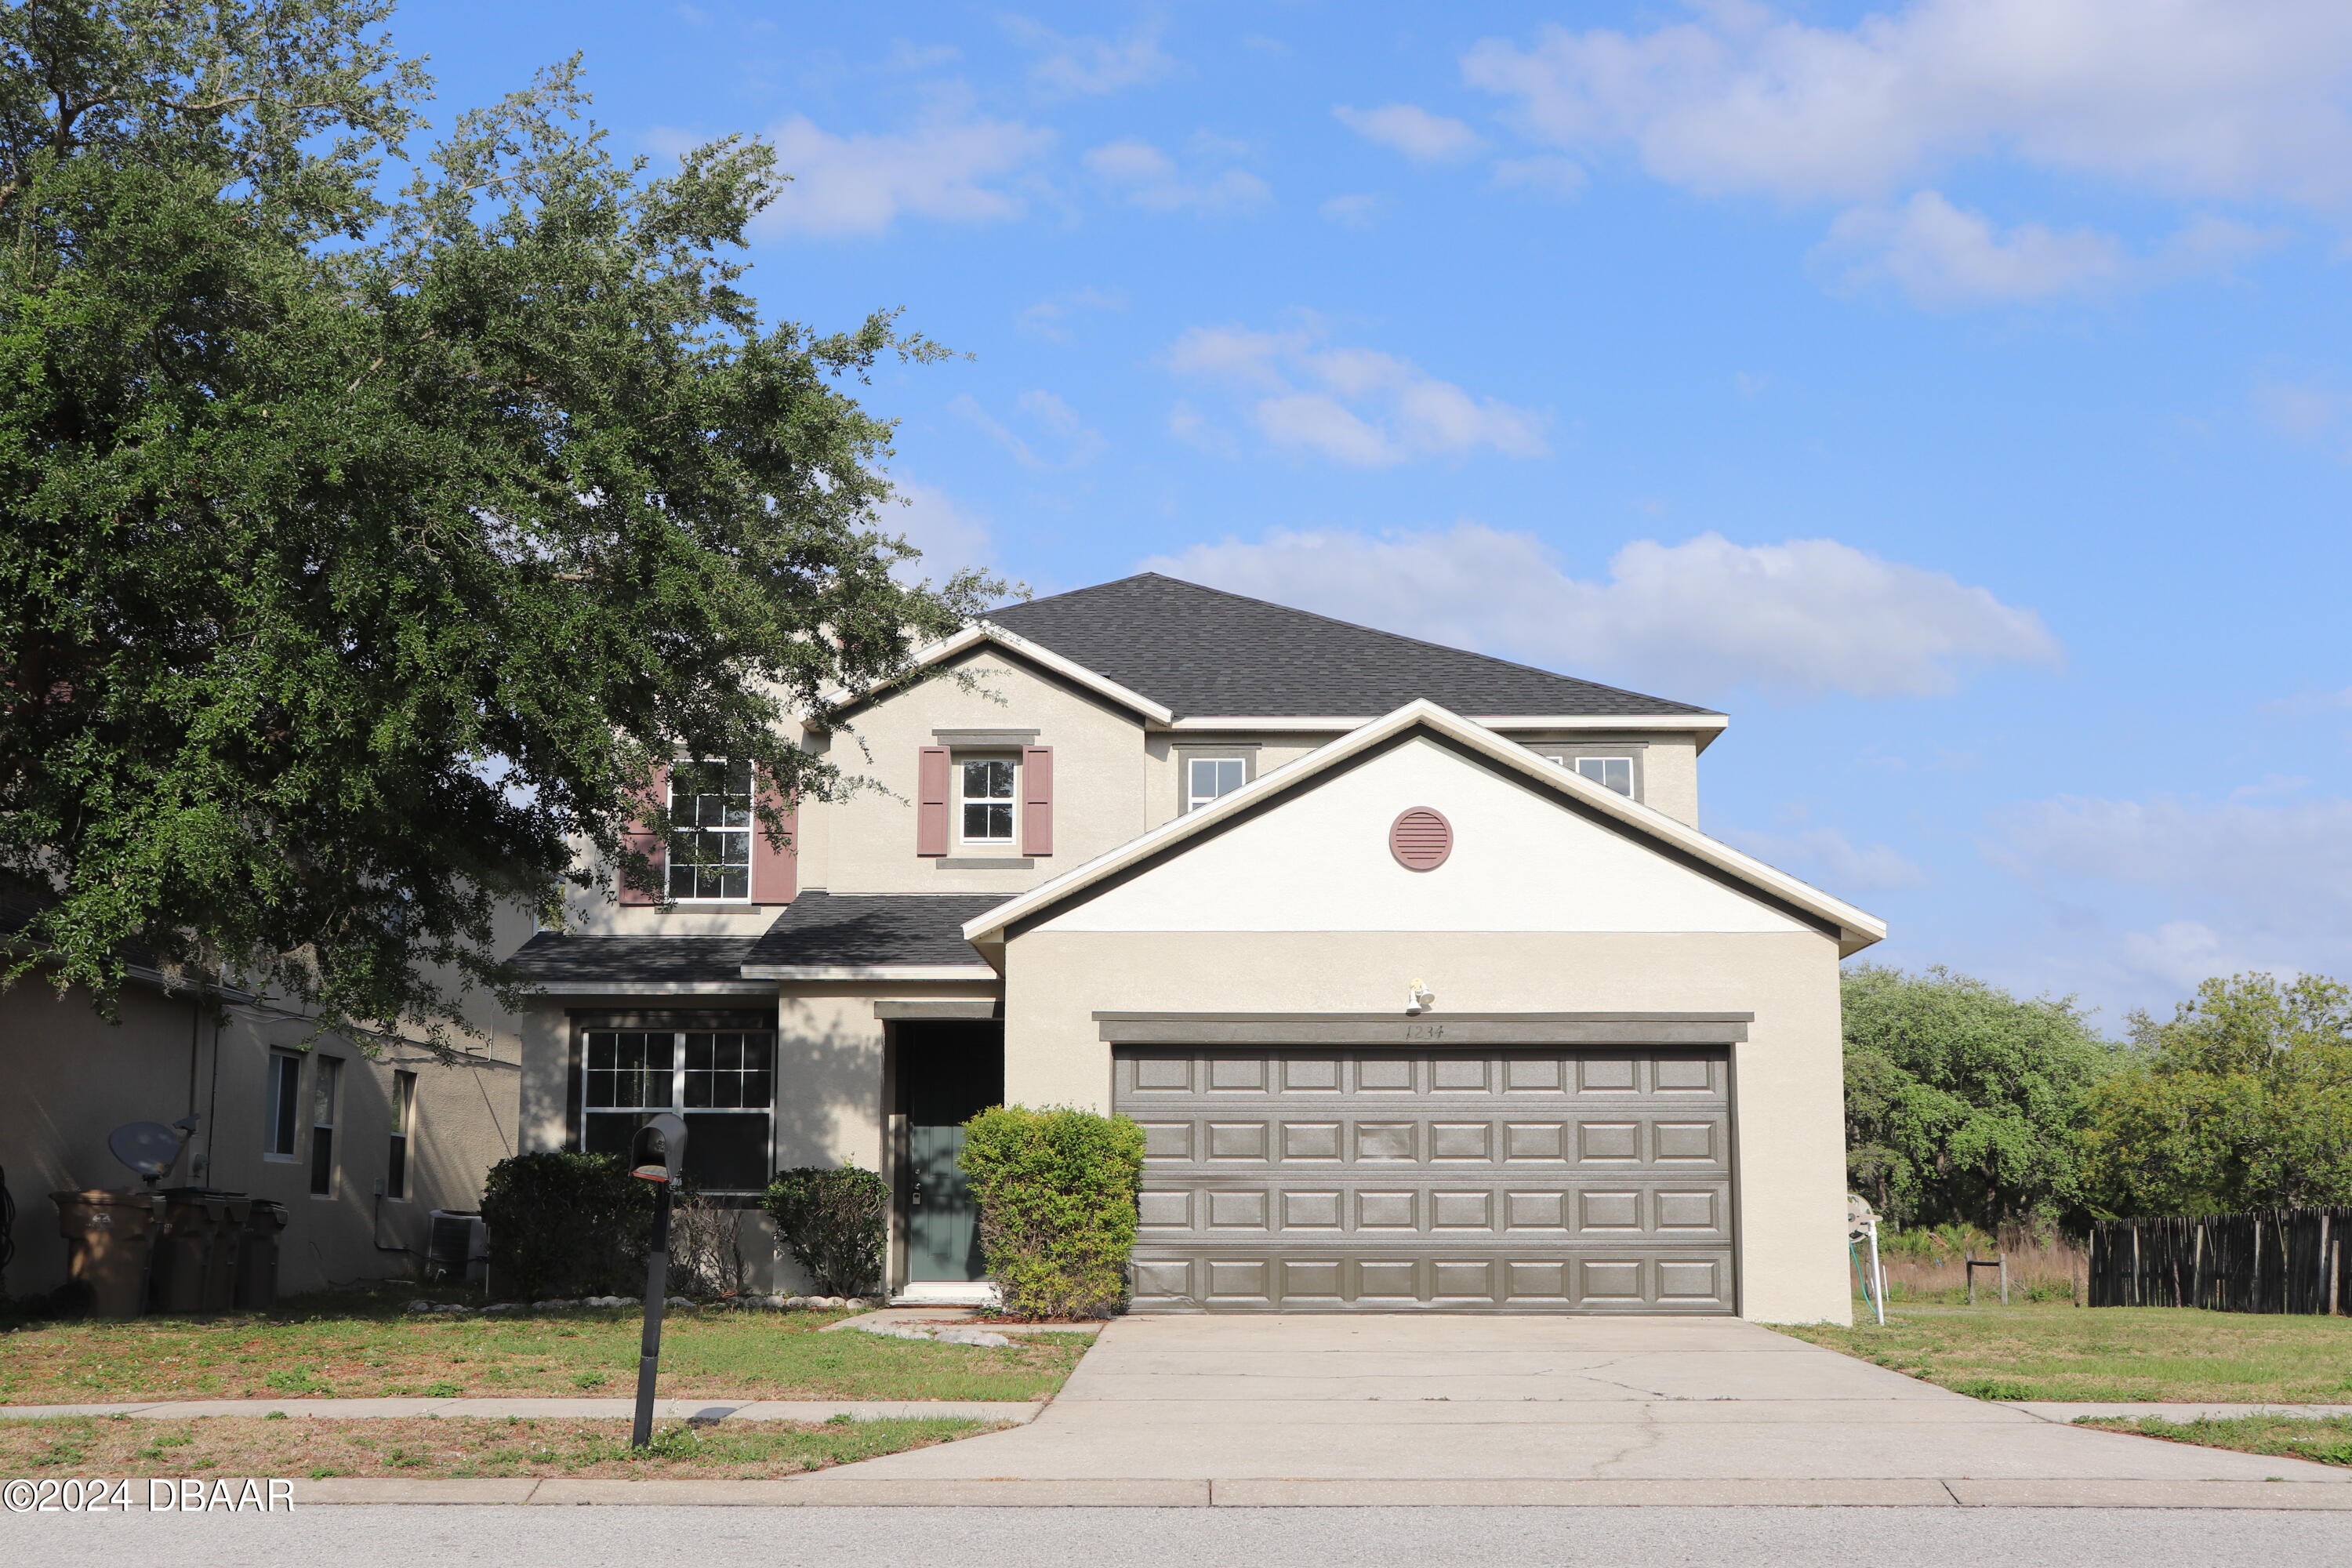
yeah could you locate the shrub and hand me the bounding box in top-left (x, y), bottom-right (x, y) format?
top-left (960, 1105), bottom-right (1144, 1320)
top-left (670, 1189), bottom-right (753, 1298)
top-left (762, 1166), bottom-right (887, 1296)
top-left (481, 1151), bottom-right (652, 1301)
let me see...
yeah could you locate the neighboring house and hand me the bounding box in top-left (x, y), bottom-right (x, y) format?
top-left (1, 913), bottom-right (524, 1301)
top-left (509, 573), bottom-right (1884, 1321)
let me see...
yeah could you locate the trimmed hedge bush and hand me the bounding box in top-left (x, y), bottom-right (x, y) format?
top-left (762, 1165), bottom-right (888, 1296)
top-left (480, 1151), bottom-right (653, 1301)
top-left (960, 1105), bottom-right (1145, 1319)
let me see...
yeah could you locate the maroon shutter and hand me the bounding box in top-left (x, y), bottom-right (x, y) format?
top-left (752, 779), bottom-right (797, 906)
top-left (1021, 746), bottom-right (1054, 856)
top-left (916, 746), bottom-right (950, 856)
top-left (619, 764), bottom-right (670, 904)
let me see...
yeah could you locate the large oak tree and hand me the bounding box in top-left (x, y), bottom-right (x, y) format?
top-left (0, 2), bottom-right (984, 1051)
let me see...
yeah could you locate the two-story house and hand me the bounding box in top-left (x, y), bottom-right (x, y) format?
top-left (507, 573), bottom-right (1883, 1323)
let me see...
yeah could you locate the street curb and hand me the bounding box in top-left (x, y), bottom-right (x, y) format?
top-left (282, 1475), bottom-right (2352, 1508)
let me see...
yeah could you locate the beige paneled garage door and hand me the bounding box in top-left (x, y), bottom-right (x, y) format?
top-left (1116, 1047), bottom-right (1734, 1312)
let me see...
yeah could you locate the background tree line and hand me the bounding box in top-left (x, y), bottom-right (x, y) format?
top-left (1843, 964), bottom-right (2352, 1232)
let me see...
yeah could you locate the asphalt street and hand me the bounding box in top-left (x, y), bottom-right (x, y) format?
top-left (7, 1505), bottom-right (2352, 1567)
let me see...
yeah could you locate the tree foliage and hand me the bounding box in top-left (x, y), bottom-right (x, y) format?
top-left (0, 2), bottom-right (985, 1049)
top-left (1841, 964), bottom-right (2115, 1231)
top-left (2082, 972), bottom-right (2352, 1217)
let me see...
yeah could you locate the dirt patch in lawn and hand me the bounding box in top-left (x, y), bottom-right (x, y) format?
top-left (0, 1289), bottom-right (1091, 1405)
top-left (2076, 1414), bottom-right (2352, 1469)
top-left (0, 1414), bottom-right (1001, 1480)
top-left (1778, 1303), bottom-right (2352, 1403)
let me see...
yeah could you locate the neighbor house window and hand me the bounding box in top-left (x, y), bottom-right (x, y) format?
top-left (960, 757), bottom-right (1015, 843)
top-left (1185, 755), bottom-right (1249, 813)
top-left (580, 1029), bottom-right (776, 1192)
top-left (1544, 753), bottom-right (1635, 797)
top-left (264, 1051), bottom-right (302, 1160)
top-left (387, 1070), bottom-right (416, 1200)
top-left (309, 1056), bottom-right (342, 1196)
top-left (667, 759), bottom-right (752, 900)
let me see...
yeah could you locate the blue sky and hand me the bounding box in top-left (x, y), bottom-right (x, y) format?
top-left (392, 1), bottom-right (2352, 1029)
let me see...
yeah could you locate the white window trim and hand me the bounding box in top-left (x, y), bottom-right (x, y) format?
top-left (956, 752), bottom-right (1019, 846)
top-left (667, 757), bottom-right (755, 905)
top-left (1180, 750), bottom-right (1255, 814)
top-left (578, 1027), bottom-right (779, 1194)
top-left (1534, 747), bottom-right (1643, 800)
top-left (263, 1050), bottom-right (303, 1163)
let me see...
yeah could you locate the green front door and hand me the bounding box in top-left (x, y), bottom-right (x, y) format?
top-left (901, 1025), bottom-right (1004, 1283)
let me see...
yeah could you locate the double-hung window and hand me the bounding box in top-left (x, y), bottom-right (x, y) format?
top-left (264, 1051), bottom-right (303, 1160)
top-left (581, 1028), bottom-right (776, 1192)
top-left (1185, 755), bottom-right (1249, 813)
top-left (387, 1070), bottom-right (416, 1200)
top-left (668, 760), bottom-right (753, 901)
top-left (959, 757), bottom-right (1016, 844)
top-left (309, 1057), bottom-right (342, 1196)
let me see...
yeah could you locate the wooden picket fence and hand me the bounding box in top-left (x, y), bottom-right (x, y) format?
top-left (2088, 1207), bottom-right (2352, 1314)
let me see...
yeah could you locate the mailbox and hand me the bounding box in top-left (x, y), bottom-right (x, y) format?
top-left (628, 1112), bottom-right (687, 1185)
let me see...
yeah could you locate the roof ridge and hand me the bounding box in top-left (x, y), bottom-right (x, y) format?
top-left (987, 572), bottom-right (1715, 717)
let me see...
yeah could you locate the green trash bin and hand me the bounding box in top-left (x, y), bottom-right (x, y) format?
top-left (236, 1200), bottom-right (289, 1308)
top-left (52, 1190), bottom-right (164, 1319)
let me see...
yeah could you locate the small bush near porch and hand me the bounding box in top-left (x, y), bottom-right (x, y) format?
top-left (961, 1105), bottom-right (1145, 1319)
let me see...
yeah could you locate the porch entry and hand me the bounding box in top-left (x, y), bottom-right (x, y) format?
top-left (896, 1022), bottom-right (1004, 1283)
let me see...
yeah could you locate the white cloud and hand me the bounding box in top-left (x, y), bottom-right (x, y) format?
top-left (949, 390), bottom-right (1105, 470)
top-left (1719, 825), bottom-right (1929, 891)
top-left (1003, 16), bottom-right (1178, 96)
top-left (1334, 103), bottom-right (1486, 164)
top-left (1084, 138), bottom-right (1270, 212)
top-left (757, 114), bottom-right (1054, 238)
top-left (1821, 192), bottom-right (2289, 306)
top-left (1319, 193), bottom-right (1385, 227)
top-left (1167, 325), bottom-right (1548, 466)
top-left (1017, 287), bottom-right (1126, 341)
top-left (1143, 522), bottom-right (2060, 699)
top-left (884, 481), bottom-right (994, 583)
top-left (1492, 154), bottom-right (1588, 198)
top-left (1461, 1), bottom-right (2352, 208)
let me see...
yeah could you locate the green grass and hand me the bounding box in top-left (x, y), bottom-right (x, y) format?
top-left (0, 1284), bottom-right (1089, 1405)
top-left (2076, 1414), bottom-right (2352, 1468)
top-left (1777, 1301), bottom-right (2352, 1403)
top-left (0, 1413), bottom-right (1002, 1479)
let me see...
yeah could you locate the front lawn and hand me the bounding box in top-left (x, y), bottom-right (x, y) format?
top-left (0, 1287), bottom-right (1088, 1405)
top-left (2077, 1414), bottom-right (2352, 1470)
top-left (0, 1413), bottom-right (999, 1479)
top-left (1777, 1302), bottom-right (2352, 1403)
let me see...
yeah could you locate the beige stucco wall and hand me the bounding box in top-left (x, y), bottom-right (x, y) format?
top-left (2, 978), bottom-right (520, 1300)
top-left (1000, 928), bottom-right (1850, 1325)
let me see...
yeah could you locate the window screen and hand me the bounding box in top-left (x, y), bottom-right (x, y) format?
top-left (668, 760), bottom-right (753, 900)
top-left (1185, 756), bottom-right (1247, 812)
top-left (583, 1029), bottom-right (775, 1192)
top-left (960, 758), bottom-right (1015, 842)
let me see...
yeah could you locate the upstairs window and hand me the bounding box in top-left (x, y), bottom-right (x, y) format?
top-left (309, 1056), bottom-right (342, 1196)
top-left (1544, 753), bottom-right (1636, 797)
top-left (668, 760), bottom-right (752, 900)
top-left (1185, 755), bottom-right (1248, 813)
top-left (264, 1051), bottom-right (302, 1160)
top-left (387, 1070), bottom-right (416, 1201)
top-left (960, 757), bottom-right (1016, 843)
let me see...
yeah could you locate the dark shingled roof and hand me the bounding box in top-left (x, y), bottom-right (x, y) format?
top-left (985, 573), bottom-right (1716, 720)
top-left (508, 934), bottom-right (757, 986)
top-left (740, 892), bottom-right (1006, 970)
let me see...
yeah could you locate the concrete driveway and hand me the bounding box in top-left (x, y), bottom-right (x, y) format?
top-left (824, 1314), bottom-right (2352, 1504)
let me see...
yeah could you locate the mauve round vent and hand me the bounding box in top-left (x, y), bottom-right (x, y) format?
top-left (1389, 808), bottom-right (1453, 871)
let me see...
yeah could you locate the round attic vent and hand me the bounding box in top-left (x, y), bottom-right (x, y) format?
top-left (1389, 808), bottom-right (1453, 871)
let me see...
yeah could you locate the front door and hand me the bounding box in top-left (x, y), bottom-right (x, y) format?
top-left (899, 1024), bottom-right (1005, 1282)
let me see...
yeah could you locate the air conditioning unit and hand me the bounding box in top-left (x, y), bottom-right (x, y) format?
top-left (425, 1210), bottom-right (488, 1283)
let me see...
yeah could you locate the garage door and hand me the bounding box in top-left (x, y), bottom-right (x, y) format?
top-left (1116, 1047), bottom-right (1733, 1312)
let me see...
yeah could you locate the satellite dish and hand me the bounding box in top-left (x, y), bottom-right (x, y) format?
top-left (109, 1121), bottom-right (185, 1186)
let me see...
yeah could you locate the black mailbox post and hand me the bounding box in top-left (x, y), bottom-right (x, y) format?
top-left (627, 1112), bottom-right (687, 1449)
